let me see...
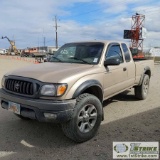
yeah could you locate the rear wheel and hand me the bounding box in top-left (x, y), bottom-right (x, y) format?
top-left (62, 93), bottom-right (103, 143)
top-left (135, 74), bottom-right (150, 100)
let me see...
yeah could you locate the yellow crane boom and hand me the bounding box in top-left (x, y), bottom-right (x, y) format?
top-left (1, 36), bottom-right (20, 55)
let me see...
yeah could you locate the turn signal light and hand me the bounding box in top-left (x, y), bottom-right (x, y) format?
top-left (57, 85), bottom-right (67, 96)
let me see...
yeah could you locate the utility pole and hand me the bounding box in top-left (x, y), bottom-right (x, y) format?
top-left (42, 27), bottom-right (46, 51)
top-left (44, 37), bottom-right (45, 50)
top-left (54, 16), bottom-right (60, 49)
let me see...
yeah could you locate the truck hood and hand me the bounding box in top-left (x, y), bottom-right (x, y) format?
top-left (5, 62), bottom-right (94, 83)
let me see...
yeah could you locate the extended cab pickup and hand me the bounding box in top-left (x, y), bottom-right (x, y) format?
top-left (0, 41), bottom-right (154, 142)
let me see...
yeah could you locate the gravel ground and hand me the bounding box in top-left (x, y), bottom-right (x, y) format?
top-left (0, 58), bottom-right (159, 160)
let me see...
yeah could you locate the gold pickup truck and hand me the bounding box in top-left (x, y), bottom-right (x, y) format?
top-left (0, 41), bottom-right (154, 142)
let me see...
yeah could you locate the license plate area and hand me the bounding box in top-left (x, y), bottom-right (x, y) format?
top-left (8, 102), bottom-right (20, 115)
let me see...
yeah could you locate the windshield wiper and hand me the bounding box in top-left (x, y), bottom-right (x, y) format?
top-left (70, 57), bottom-right (90, 64)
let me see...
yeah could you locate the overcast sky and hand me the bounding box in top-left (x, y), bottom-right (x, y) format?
top-left (0, 0), bottom-right (159, 49)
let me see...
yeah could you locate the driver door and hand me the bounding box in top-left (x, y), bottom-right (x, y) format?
top-left (103, 43), bottom-right (128, 98)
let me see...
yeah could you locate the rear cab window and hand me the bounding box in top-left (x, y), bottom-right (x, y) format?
top-left (121, 43), bottom-right (131, 62)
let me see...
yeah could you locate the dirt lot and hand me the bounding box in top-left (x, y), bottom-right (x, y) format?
top-left (0, 58), bottom-right (160, 160)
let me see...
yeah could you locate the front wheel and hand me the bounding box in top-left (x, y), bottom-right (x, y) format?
top-left (135, 74), bottom-right (150, 100)
top-left (62, 93), bottom-right (103, 143)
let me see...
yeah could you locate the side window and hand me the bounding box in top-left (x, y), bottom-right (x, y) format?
top-left (105, 44), bottom-right (124, 63)
top-left (122, 43), bottom-right (131, 62)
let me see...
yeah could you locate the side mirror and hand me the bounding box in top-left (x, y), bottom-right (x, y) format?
top-left (104, 58), bottom-right (120, 66)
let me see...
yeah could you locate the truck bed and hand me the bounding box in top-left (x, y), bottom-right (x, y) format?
top-left (134, 59), bottom-right (154, 85)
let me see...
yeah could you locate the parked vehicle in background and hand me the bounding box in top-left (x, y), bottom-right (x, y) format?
top-left (21, 48), bottom-right (38, 57)
top-left (21, 47), bottom-right (47, 60)
top-left (0, 40), bottom-right (154, 142)
top-left (0, 49), bottom-right (7, 55)
top-left (44, 49), bottom-right (58, 62)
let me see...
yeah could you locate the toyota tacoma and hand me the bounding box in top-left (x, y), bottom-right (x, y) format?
top-left (0, 41), bottom-right (154, 142)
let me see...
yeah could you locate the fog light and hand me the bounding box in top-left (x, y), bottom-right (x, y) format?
top-left (44, 113), bottom-right (57, 119)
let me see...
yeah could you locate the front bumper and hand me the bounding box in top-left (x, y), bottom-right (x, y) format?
top-left (0, 88), bottom-right (76, 123)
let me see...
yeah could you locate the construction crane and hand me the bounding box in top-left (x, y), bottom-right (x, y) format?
top-left (1, 36), bottom-right (20, 55)
top-left (124, 13), bottom-right (146, 59)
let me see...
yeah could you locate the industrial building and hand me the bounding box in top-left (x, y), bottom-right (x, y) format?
top-left (149, 47), bottom-right (160, 57)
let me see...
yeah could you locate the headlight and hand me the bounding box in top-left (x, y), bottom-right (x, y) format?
top-left (40, 85), bottom-right (56, 96)
top-left (1, 76), bottom-right (5, 88)
top-left (40, 84), bottom-right (67, 96)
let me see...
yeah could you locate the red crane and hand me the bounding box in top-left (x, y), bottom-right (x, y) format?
top-left (124, 13), bottom-right (146, 58)
top-left (131, 13), bottom-right (145, 58)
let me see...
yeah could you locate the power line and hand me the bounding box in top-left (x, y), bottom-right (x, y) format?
top-left (71, 7), bottom-right (160, 24)
top-left (63, 1), bottom-right (159, 19)
top-left (136, 7), bottom-right (160, 14)
top-left (67, 1), bottom-right (95, 11)
top-left (66, 0), bottom-right (139, 18)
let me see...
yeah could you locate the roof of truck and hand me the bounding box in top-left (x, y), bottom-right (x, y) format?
top-left (66, 40), bottom-right (126, 44)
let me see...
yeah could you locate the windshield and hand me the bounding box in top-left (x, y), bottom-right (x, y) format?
top-left (49, 42), bottom-right (104, 64)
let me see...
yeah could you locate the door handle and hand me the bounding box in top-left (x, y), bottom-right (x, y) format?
top-left (123, 67), bottom-right (127, 71)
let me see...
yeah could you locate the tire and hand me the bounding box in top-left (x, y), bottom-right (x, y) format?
top-left (14, 114), bottom-right (30, 120)
top-left (62, 93), bottom-right (103, 143)
top-left (135, 74), bottom-right (150, 100)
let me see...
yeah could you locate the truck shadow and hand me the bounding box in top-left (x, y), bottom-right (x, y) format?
top-left (103, 90), bottom-right (138, 107)
top-left (0, 106), bottom-right (159, 160)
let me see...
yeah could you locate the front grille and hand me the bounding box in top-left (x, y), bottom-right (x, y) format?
top-left (5, 79), bottom-right (34, 95)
